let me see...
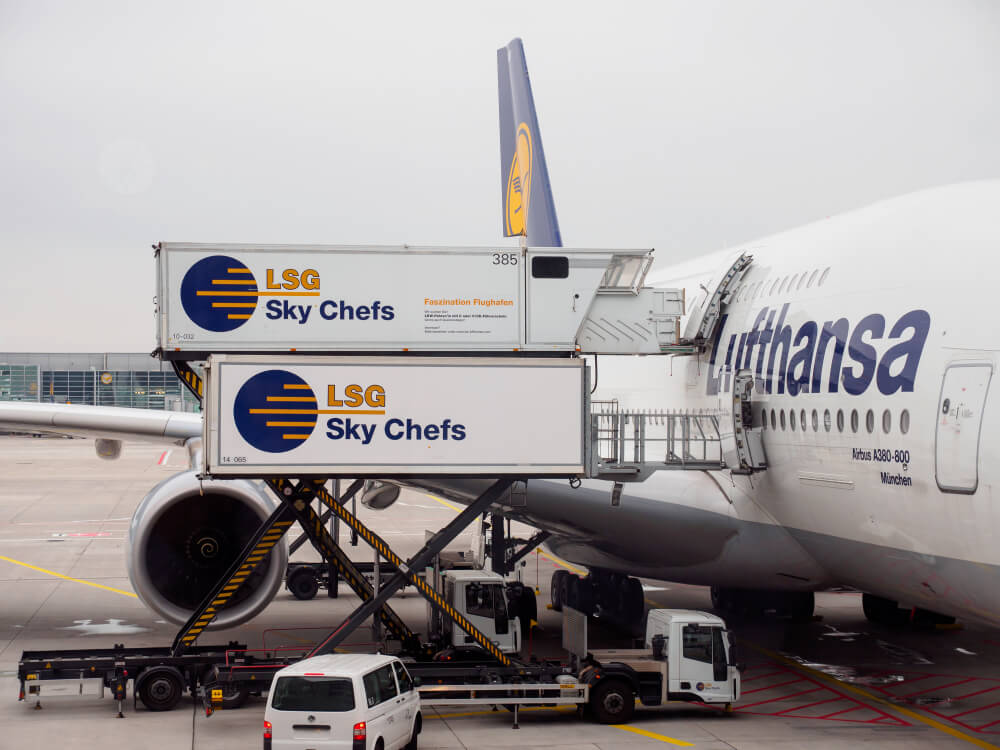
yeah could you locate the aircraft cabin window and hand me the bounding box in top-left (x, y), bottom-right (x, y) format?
top-left (789, 274), bottom-right (799, 291)
top-left (866, 409), bottom-right (875, 434)
top-left (851, 409), bottom-right (859, 433)
top-left (771, 409), bottom-right (777, 430)
top-left (768, 278), bottom-right (777, 296)
top-left (789, 409), bottom-right (796, 431)
top-left (818, 267), bottom-right (831, 286)
top-left (778, 276), bottom-right (789, 294)
top-left (761, 408), bottom-right (767, 429)
top-left (882, 409), bottom-right (892, 434)
top-left (900, 409), bottom-right (910, 434)
top-left (836, 409), bottom-right (844, 432)
top-left (797, 273), bottom-right (808, 290)
top-left (800, 409), bottom-right (807, 432)
top-left (807, 269), bottom-right (819, 288)
top-left (812, 409), bottom-right (819, 432)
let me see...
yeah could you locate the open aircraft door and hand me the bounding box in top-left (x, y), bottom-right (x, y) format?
top-left (936, 363), bottom-right (993, 494)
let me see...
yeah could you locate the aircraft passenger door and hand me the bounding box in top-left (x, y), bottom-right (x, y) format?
top-left (936, 364), bottom-right (993, 494)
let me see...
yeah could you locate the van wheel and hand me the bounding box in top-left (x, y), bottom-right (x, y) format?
top-left (405, 714), bottom-right (421, 749)
top-left (288, 567), bottom-right (319, 600)
top-left (137, 667), bottom-right (184, 711)
top-left (590, 679), bottom-right (635, 724)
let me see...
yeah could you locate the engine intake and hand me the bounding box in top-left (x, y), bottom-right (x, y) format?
top-left (127, 471), bottom-right (287, 628)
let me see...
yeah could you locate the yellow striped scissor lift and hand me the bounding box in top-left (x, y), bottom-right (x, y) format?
top-left (170, 361), bottom-right (514, 666)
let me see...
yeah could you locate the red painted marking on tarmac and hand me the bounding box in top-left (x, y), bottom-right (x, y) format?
top-left (903, 677), bottom-right (976, 697)
top-left (741, 669), bottom-right (787, 683)
top-left (742, 677), bottom-right (804, 695)
top-left (954, 685), bottom-right (1000, 701)
top-left (816, 705), bottom-right (865, 720)
top-left (771, 697), bottom-right (841, 716)
top-left (738, 687), bottom-right (823, 710)
top-left (977, 718), bottom-right (1000, 730)
top-left (65, 532), bottom-right (111, 538)
top-left (158, 450), bottom-right (171, 465)
top-left (948, 700), bottom-right (1000, 720)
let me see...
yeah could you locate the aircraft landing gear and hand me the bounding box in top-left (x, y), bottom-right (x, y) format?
top-left (550, 570), bottom-right (645, 634)
top-left (862, 593), bottom-right (956, 628)
top-left (711, 587), bottom-right (815, 622)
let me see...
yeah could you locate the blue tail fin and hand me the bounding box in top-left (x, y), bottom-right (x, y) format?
top-left (498, 38), bottom-right (562, 247)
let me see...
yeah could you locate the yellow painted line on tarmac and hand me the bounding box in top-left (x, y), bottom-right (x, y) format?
top-left (538, 550), bottom-right (587, 577)
top-left (0, 555), bottom-right (137, 598)
top-left (424, 493), bottom-right (462, 512)
top-left (611, 725), bottom-right (694, 746)
top-left (424, 493), bottom-right (587, 576)
top-left (426, 704), bottom-right (575, 720)
top-left (747, 643), bottom-right (1000, 750)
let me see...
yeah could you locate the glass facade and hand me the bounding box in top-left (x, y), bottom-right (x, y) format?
top-left (0, 353), bottom-right (200, 412)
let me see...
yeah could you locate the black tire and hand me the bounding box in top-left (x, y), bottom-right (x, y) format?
top-left (404, 713), bottom-right (421, 749)
top-left (565, 574), bottom-right (580, 611)
top-left (288, 567), bottom-right (320, 600)
top-left (551, 570), bottom-right (567, 611)
top-left (137, 667), bottom-right (185, 711)
top-left (590, 679), bottom-right (635, 724)
top-left (219, 683), bottom-right (250, 709)
top-left (863, 593), bottom-right (909, 626)
top-left (786, 591), bottom-right (815, 623)
top-left (625, 577), bottom-right (645, 625)
top-left (518, 587), bottom-right (538, 635)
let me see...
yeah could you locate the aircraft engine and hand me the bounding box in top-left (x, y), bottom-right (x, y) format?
top-left (126, 471), bottom-right (287, 628)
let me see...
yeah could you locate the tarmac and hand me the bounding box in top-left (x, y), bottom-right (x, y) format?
top-left (2, 435), bottom-right (999, 749)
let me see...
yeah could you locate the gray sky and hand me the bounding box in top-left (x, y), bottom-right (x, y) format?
top-left (2, 0), bottom-right (998, 351)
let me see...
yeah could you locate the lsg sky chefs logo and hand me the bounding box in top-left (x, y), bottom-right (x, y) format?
top-left (232, 369), bottom-right (466, 454)
top-left (179, 254), bottom-right (394, 332)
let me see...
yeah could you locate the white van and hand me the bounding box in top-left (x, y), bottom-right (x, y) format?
top-left (264, 654), bottom-right (421, 750)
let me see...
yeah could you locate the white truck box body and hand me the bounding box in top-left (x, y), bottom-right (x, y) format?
top-left (156, 243), bottom-right (679, 355)
top-left (203, 354), bottom-right (586, 476)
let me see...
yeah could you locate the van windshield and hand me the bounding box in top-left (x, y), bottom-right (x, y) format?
top-left (271, 676), bottom-right (355, 712)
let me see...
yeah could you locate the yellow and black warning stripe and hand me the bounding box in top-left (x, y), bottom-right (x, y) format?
top-left (312, 484), bottom-right (509, 665)
top-left (176, 518), bottom-right (293, 646)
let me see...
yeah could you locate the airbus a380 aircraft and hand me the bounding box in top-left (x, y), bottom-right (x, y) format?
top-left (2, 39), bottom-right (998, 633)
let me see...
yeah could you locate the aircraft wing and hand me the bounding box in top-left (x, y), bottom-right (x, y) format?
top-left (0, 401), bottom-right (201, 446)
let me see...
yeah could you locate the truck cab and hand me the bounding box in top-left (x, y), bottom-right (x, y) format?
top-left (435, 570), bottom-right (521, 654)
top-left (644, 609), bottom-right (740, 704)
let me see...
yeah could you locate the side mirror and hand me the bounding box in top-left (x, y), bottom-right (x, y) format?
top-left (494, 610), bottom-right (510, 635)
top-left (412, 676), bottom-right (422, 688)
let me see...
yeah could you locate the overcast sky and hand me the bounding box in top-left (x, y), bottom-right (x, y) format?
top-left (1, 0), bottom-right (998, 351)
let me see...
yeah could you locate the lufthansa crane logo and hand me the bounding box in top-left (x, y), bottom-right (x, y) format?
top-left (233, 370), bottom-right (318, 453)
top-left (505, 122), bottom-right (533, 236)
top-left (180, 255), bottom-right (258, 332)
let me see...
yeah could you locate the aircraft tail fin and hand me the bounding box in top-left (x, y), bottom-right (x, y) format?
top-left (498, 38), bottom-right (562, 247)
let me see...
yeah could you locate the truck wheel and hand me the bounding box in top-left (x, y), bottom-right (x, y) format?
top-left (590, 679), bottom-right (635, 724)
top-left (137, 667), bottom-right (185, 711)
top-left (288, 567), bottom-right (319, 600)
top-left (551, 570), bottom-right (567, 611)
top-left (219, 683), bottom-right (250, 709)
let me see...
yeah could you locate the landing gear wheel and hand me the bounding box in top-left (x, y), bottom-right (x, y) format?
top-left (288, 567), bottom-right (320, 600)
top-left (551, 570), bottom-right (568, 612)
top-left (625, 577), bottom-right (645, 627)
top-left (590, 679), bottom-right (635, 724)
top-left (786, 591), bottom-right (815, 623)
top-left (137, 667), bottom-right (184, 711)
top-left (863, 593), bottom-right (910, 626)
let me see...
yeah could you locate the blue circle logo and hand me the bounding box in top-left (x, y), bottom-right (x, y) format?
top-left (233, 370), bottom-right (317, 453)
top-left (180, 255), bottom-right (258, 332)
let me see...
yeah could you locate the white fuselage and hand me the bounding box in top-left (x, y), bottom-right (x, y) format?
top-left (552, 181), bottom-right (999, 626)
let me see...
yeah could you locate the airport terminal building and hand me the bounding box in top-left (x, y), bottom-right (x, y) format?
top-left (0, 353), bottom-right (200, 412)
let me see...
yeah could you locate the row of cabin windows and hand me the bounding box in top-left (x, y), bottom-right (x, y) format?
top-left (732, 266), bottom-right (831, 304)
top-left (761, 407), bottom-right (910, 435)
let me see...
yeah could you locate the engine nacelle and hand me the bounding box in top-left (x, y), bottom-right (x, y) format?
top-left (360, 480), bottom-right (401, 510)
top-left (127, 471), bottom-right (287, 628)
